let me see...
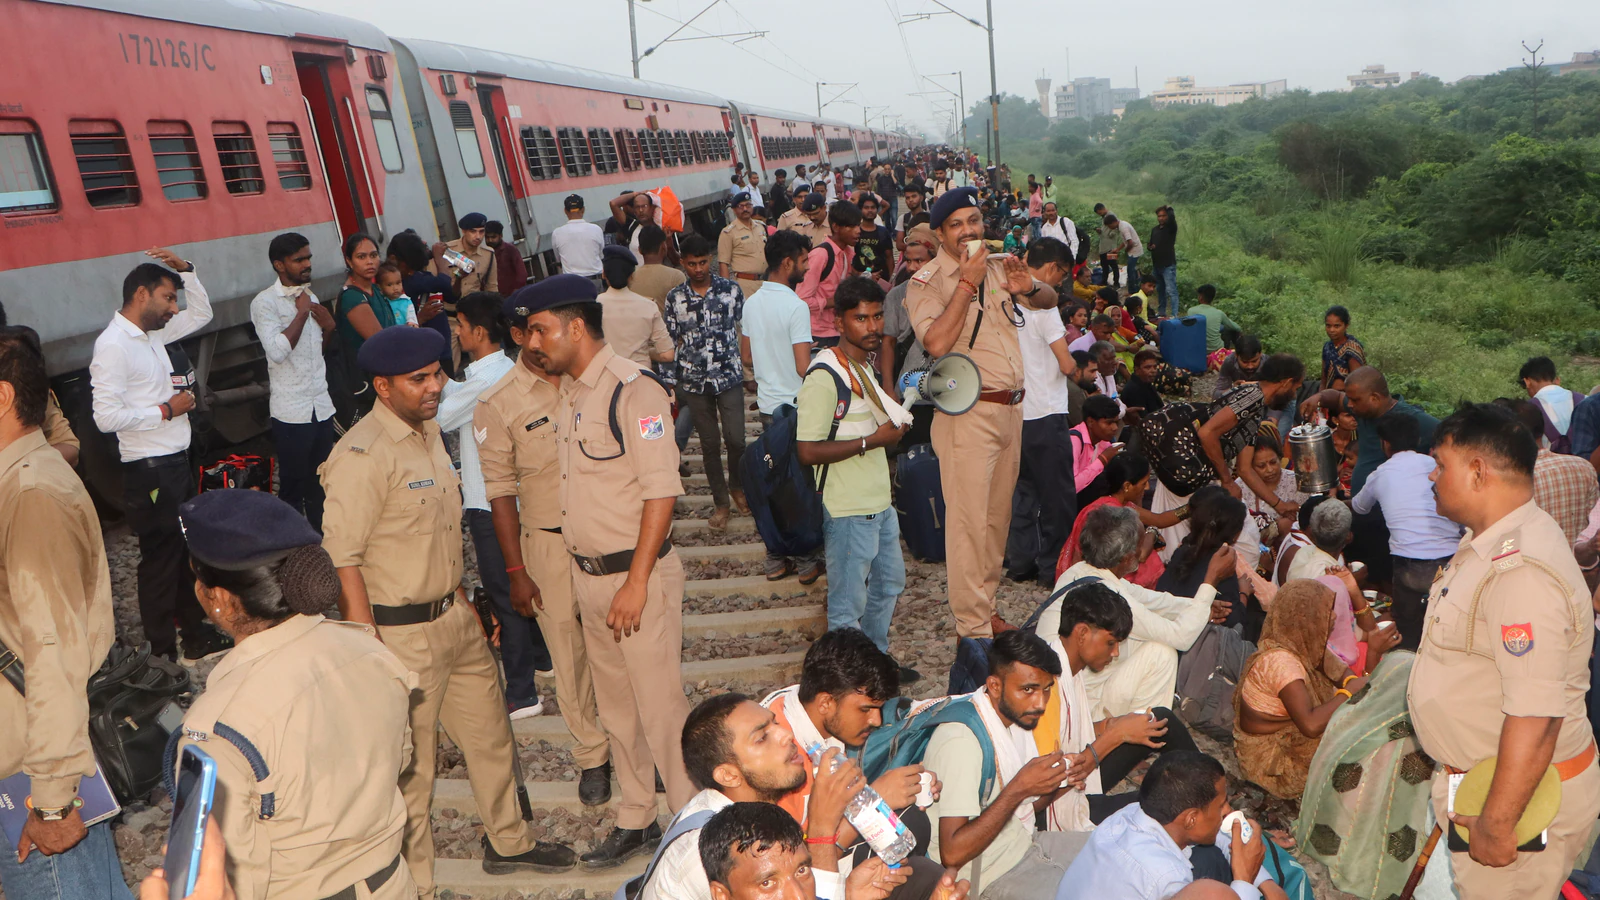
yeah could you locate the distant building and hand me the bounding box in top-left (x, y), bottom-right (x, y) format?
top-left (1347, 64), bottom-right (1402, 89)
top-left (1035, 76), bottom-right (1053, 119)
top-left (1054, 77), bottom-right (1139, 120)
top-left (1556, 51), bottom-right (1600, 76)
top-left (1147, 75), bottom-right (1287, 109)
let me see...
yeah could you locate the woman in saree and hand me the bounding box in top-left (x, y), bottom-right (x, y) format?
top-left (1054, 454), bottom-right (1182, 587)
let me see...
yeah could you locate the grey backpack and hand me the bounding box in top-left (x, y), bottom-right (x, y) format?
top-left (1174, 623), bottom-right (1255, 741)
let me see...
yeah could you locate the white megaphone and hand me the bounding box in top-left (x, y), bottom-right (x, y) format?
top-left (898, 353), bottom-right (982, 416)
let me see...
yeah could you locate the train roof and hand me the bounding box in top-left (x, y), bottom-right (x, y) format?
top-left (736, 103), bottom-right (825, 126)
top-left (395, 38), bottom-right (730, 110)
top-left (31, 0), bottom-right (392, 50)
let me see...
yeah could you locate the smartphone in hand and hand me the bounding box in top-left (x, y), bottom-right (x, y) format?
top-left (165, 744), bottom-right (217, 900)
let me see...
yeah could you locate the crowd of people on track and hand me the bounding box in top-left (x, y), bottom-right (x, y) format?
top-left (5, 141), bottom-right (1600, 900)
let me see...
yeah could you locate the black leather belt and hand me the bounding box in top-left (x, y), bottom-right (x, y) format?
top-left (127, 451), bottom-right (188, 469)
top-left (371, 595), bottom-right (454, 627)
top-left (572, 540), bottom-right (672, 577)
top-left (319, 854), bottom-right (401, 900)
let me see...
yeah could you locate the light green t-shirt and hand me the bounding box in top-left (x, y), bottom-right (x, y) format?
top-left (796, 368), bottom-right (892, 517)
top-left (924, 723), bottom-right (1032, 885)
top-left (1187, 302), bottom-right (1240, 353)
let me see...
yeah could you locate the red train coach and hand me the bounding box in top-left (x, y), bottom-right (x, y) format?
top-left (393, 38), bottom-right (741, 267)
top-left (737, 104), bottom-right (827, 185)
top-left (0, 0), bottom-right (435, 500)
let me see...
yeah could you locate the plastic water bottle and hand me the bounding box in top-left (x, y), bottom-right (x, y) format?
top-left (442, 248), bottom-right (476, 275)
top-left (806, 743), bottom-right (915, 865)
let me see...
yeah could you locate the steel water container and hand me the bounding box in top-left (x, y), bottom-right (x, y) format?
top-left (1288, 423), bottom-right (1340, 495)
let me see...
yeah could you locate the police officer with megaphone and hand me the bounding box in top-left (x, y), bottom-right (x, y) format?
top-left (904, 187), bottom-right (1066, 639)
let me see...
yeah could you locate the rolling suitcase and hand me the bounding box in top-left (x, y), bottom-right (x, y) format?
top-left (894, 443), bottom-right (946, 562)
top-left (1158, 315), bottom-right (1209, 374)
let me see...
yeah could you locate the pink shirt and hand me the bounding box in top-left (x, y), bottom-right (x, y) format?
top-left (1028, 189), bottom-right (1043, 218)
top-left (796, 237), bottom-right (854, 339)
top-left (1069, 422), bottom-right (1111, 489)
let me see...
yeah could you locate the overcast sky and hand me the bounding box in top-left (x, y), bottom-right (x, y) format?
top-left (294, 0), bottom-right (1596, 135)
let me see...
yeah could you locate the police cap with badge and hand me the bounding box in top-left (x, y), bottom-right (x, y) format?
top-left (930, 186), bottom-right (981, 228)
top-left (503, 273), bottom-right (598, 324)
top-left (357, 326), bottom-right (447, 376)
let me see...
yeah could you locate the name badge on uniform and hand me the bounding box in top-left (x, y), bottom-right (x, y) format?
top-left (407, 479), bottom-right (435, 490)
top-left (525, 417), bottom-right (549, 432)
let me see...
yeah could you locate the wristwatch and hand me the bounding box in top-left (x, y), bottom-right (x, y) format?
top-left (29, 796), bottom-right (82, 821)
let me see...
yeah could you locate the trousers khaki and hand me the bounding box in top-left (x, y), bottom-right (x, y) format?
top-left (1429, 758), bottom-right (1600, 899)
top-left (381, 600), bottom-right (535, 895)
top-left (523, 527), bottom-right (609, 768)
top-left (570, 551), bottom-right (695, 829)
top-left (932, 401), bottom-right (1023, 638)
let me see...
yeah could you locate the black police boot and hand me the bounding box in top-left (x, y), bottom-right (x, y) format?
top-left (481, 835), bottom-right (577, 874)
top-left (578, 762), bottom-right (612, 807)
top-left (580, 821), bottom-right (663, 869)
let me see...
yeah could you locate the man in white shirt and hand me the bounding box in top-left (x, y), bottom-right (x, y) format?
top-left (437, 292), bottom-right (547, 716)
top-left (551, 194), bottom-right (605, 285)
top-left (89, 248), bottom-right (229, 664)
top-left (1038, 203), bottom-right (1077, 260)
top-left (1004, 238), bottom-right (1077, 587)
top-left (739, 231), bottom-right (821, 581)
top-left (641, 693), bottom-right (864, 900)
top-left (1102, 214), bottom-right (1144, 289)
top-left (250, 232), bottom-right (337, 530)
top-left (1041, 506), bottom-right (1233, 719)
top-left (1351, 412), bottom-right (1462, 651)
top-left (1057, 751), bottom-right (1276, 900)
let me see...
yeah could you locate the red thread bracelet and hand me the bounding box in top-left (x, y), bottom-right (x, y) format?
top-left (804, 834), bottom-right (837, 845)
top-left (505, 565), bottom-right (526, 574)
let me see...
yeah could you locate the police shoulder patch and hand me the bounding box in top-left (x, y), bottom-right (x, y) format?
top-left (1502, 623), bottom-right (1534, 657)
top-left (638, 414), bottom-right (665, 440)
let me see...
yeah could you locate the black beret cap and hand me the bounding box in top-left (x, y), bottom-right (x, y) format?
top-left (357, 326), bottom-right (447, 376)
top-left (504, 273), bottom-right (597, 320)
top-left (180, 489), bottom-right (321, 570)
top-left (602, 244), bottom-right (636, 264)
top-left (929, 186), bottom-right (981, 228)
top-left (732, 191), bottom-right (752, 205)
top-left (458, 212), bottom-right (488, 230)
top-left (800, 193), bottom-right (826, 212)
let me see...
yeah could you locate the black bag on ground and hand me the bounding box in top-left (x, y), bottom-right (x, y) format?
top-left (894, 443), bottom-right (947, 562)
top-left (740, 404), bottom-right (825, 558)
top-left (1174, 623), bottom-right (1255, 741)
top-left (0, 637), bottom-right (193, 804)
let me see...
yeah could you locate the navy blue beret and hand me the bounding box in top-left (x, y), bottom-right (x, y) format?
top-left (732, 191), bottom-right (752, 205)
top-left (929, 186), bottom-right (981, 228)
top-left (800, 193), bottom-right (826, 212)
top-left (357, 326), bottom-right (447, 376)
top-left (458, 212), bottom-right (488, 230)
top-left (180, 489), bottom-right (321, 570)
top-left (602, 244), bottom-right (636, 264)
top-left (504, 273), bottom-right (597, 321)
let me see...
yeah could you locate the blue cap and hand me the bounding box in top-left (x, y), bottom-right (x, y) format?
top-left (357, 326), bottom-right (447, 376)
top-left (180, 489), bottom-right (321, 570)
top-left (602, 244), bottom-right (636, 264)
top-left (732, 191), bottom-right (752, 205)
top-left (504, 273), bottom-right (598, 321)
top-left (458, 212), bottom-right (488, 230)
top-left (800, 193), bottom-right (826, 212)
top-left (929, 186), bottom-right (981, 228)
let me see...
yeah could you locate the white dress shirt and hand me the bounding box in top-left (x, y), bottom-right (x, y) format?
top-left (551, 219), bottom-right (605, 277)
top-left (640, 788), bottom-right (846, 900)
top-left (439, 349), bottom-right (515, 512)
top-left (90, 269), bottom-right (214, 461)
top-left (249, 280), bottom-right (335, 424)
top-left (1057, 803), bottom-right (1268, 900)
top-left (1040, 216), bottom-right (1078, 258)
top-left (1350, 450), bottom-right (1464, 560)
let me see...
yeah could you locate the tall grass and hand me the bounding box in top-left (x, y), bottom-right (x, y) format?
top-left (1306, 217), bottom-right (1368, 288)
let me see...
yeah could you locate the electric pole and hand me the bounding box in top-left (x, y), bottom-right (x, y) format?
top-left (1522, 39), bottom-right (1547, 138)
top-left (986, 0), bottom-right (1000, 166)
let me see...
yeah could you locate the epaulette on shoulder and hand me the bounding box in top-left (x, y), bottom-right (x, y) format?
top-left (910, 264), bottom-right (937, 285)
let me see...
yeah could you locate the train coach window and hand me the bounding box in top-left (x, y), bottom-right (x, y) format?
top-left (448, 101), bottom-right (486, 178)
top-left (0, 120), bottom-right (57, 213)
top-left (641, 130), bottom-right (660, 169)
top-left (213, 122), bottom-right (265, 195)
top-left (659, 130), bottom-right (678, 168)
top-left (689, 132), bottom-right (703, 164)
top-left (589, 129), bottom-right (619, 175)
top-left (69, 120), bottom-right (140, 208)
top-left (556, 128), bottom-right (592, 177)
top-left (148, 121), bottom-right (207, 202)
top-left (614, 129), bottom-right (636, 171)
top-left (520, 126), bottom-right (561, 180)
top-left (365, 88), bottom-right (405, 173)
top-left (268, 123), bottom-right (312, 191)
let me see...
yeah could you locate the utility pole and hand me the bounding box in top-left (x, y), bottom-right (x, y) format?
top-left (1522, 39), bottom-right (1547, 138)
top-left (986, 0), bottom-right (1000, 166)
top-left (628, 0), bottom-right (642, 78)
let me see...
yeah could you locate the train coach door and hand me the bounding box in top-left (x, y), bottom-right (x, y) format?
top-left (295, 54), bottom-right (367, 240)
top-left (476, 84), bottom-right (526, 242)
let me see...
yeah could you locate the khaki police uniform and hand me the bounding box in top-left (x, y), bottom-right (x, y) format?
top-left (598, 288), bottom-right (674, 368)
top-left (718, 218), bottom-right (768, 288)
top-left (906, 248), bottom-right (1027, 638)
top-left (320, 400), bottom-right (539, 894)
top-left (556, 344), bottom-right (695, 827)
top-left (42, 391), bottom-right (79, 451)
top-left (440, 238), bottom-right (498, 369)
top-left (176, 615), bottom-right (418, 900)
top-left (474, 360), bottom-right (610, 769)
top-left (0, 430), bottom-right (113, 813)
top-left (1407, 500), bottom-right (1600, 899)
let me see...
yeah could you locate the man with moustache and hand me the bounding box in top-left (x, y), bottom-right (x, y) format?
top-left (905, 187), bottom-right (1060, 640)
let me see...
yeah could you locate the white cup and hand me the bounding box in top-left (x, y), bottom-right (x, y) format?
top-left (916, 770), bottom-right (935, 808)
